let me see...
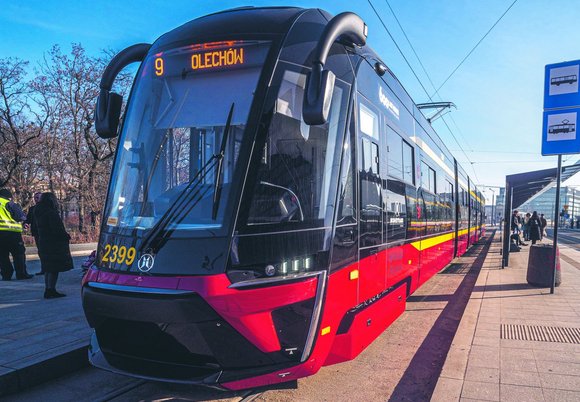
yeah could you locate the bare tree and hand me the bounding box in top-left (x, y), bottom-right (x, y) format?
top-left (0, 58), bottom-right (48, 193)
top-left (35, 44), bottom-right (131, 233)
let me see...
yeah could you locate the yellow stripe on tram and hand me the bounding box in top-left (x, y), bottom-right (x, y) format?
top-left (411, 232), bottom-right (454, 251)
top-left (411, 224), bottom-right (483, 251)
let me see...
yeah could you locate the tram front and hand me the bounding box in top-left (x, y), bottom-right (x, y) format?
top-left (82, 7), bottom-right (367, 389)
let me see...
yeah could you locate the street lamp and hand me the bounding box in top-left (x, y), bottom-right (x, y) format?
top-left (489, 188), bottom-right (496, 225)
top-left (481, 185), bottom-right (502, 226)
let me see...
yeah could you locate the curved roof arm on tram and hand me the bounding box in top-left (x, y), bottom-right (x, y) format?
top-left (95, 43), bottom-right (151, 139)
top-left (303, 12), bottom-right (367, 126)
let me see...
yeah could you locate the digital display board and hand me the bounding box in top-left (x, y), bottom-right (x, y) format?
top-left (149, 40), bottom-right (265, 78)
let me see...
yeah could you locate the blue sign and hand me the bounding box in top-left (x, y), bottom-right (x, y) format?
top-left (544, 60), bottom-right (580, 109)
top-left (542, 59), bottom-right (580, 155)
top-left (542, 107), bottom-right (580, 155)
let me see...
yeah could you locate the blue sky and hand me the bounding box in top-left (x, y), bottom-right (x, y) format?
top-left (2, 0), bottom-right (580, 200)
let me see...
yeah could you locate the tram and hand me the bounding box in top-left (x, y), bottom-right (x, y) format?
top-left (82, 7), bottom-right (485, 390)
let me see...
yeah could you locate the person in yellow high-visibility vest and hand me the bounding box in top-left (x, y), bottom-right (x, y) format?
top-left (0, 188), bottom-right (33, 280)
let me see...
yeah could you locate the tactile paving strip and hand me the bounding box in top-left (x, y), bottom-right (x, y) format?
top-left (501, 324), bottom-right (580, 344)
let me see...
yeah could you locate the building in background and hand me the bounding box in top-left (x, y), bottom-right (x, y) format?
top-left (495, 187), bottom-right (505, 224)
top-left (518, 186), bottom-right (580, 226)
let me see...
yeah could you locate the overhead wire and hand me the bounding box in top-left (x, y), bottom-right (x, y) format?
top-left (432, 0), bottom-right (519, 97)
top-left (373, 0), bottom-right (479, 183)
top-left (450, 150), bottom-right (540, 155)
top-left (383, 0), bottom-right (478, 175)
top-left (366, 0), bottom-right (432, 100)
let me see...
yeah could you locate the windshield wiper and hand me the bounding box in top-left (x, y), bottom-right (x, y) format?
top-left (139, 156), bottom-right (218, 254)
top-left (212, 103), bottom-right (235, 220)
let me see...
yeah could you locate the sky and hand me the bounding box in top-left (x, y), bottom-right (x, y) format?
top-left (2, 0), bottom-right (580, 203)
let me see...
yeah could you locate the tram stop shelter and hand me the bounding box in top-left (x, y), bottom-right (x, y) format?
top-left (502, 162), bottom-right (580, 266)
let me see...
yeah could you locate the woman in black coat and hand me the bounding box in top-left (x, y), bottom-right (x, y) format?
top-left (528, 211), bottom-right (542, 245)
top-left (34, 192), bottom-right (73, 298)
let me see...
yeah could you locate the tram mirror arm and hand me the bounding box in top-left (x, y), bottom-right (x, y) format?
top-left (95, 43), bottom-right (151, 139)
top-left (303, 12), bottom-right (367, 125)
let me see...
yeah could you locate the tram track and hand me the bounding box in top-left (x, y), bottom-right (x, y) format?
top-left (239, 389), bottom-right (264, 402)
top-left (90, 377), bottom-right (264, 402)
top-left (92, 379), bottom-right (148, 402)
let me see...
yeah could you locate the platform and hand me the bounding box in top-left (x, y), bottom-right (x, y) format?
top-left (433, 230), bottom-right (580, 401)
top-left (0, 249), bottom-right (94, 396)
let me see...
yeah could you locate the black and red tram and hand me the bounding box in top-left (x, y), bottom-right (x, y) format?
top-left (82, 7), bottom-right (485, 390)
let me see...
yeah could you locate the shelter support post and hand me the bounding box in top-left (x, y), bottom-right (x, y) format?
top-left (502, 180), bottom-right (512, 268)
top-left (551, 155), bottom-right (562, 295)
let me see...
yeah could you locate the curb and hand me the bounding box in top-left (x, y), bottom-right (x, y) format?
top-left (25, 243), bottom-right (98, 256)
top-left (26, 250), bottom-right (94, 261)
top-left (0, 341), bottom-right (89, 397)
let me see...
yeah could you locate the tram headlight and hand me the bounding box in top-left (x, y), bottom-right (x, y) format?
top-left (228, 255), bottom-right (317, 284)
top-left (278, 255), bottom-right (314, 275)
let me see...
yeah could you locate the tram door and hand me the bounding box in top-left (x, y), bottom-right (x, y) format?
top-left (357, 98), bottom-right (384, 302)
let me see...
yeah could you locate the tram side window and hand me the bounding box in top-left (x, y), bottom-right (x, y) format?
top-left (423, 192), bottom-right (438, 235)
top-left (386, 127), bottom-right (403, 179)
top-left (336, 122), bottom-right (355, 225)
top-left (405, 184), bottom-right (422, 239)
top-left (446, 180), bottom-right (454, 202)
top-left (443, 180), bottom-right (454, 222)
top-left (386, 128), bottom-right (414, 185)
top-left (359, 100), bottom-right (382, 248)
top-left (402, 141), bottom-right (414, 184)
top-left (360, 103), bottom-right (379, 140)
top-left (421, 161), bottom-right (436, 193)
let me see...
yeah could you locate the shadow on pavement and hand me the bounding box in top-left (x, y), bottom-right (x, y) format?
top-left (388, 232), bottom-right (494, 402)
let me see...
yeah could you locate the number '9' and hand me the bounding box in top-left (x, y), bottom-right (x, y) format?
top-left (154, 57), bottom-right (164, 76)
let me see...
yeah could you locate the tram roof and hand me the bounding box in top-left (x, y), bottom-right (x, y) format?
top-left (152, 7), bottom-right (314, 52)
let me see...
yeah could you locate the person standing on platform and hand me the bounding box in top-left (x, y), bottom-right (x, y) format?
top-left (540, 214), bottom-right (548, 239)
top-left (511, 210), bottom-right (526, 246)
top-left (529, 211), bottom-right (542, 245)
top-left (34, 192), bottom-right (73, 298)
top-left (0, 188), bottom-right (33, 280)
top-left (522, 212), bottom-right (531, 242)
top-left (25, 192), bottom-right (43, 275)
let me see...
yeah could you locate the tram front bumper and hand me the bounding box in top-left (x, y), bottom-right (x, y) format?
top-left (81, 278), bottom-right (318, 386)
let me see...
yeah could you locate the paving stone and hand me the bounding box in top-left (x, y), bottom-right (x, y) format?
top-left (431, 377), bottom-right (463, 402)
top-left (469, 353), bottom-right (501, 369)
top-left (500, 348), bottom-right (534, 360)
top-left (473, 335), bottom-right (501, 347)
top-left (500, 384), bottom-right (544, 402)
top-left (542, 388), bottom-right (580, 402)
top-left (537, 361), bottom-right (580, 376)
top-left (465, 366), bottom-right (500, 384)
top-left (533, 350), bottom-right (580, 364)
top-left (539, 372), bottom-right (580, 392)
top-left (461, 380), bottom-right (500, 401)
top-left (500, 358), bottom-right (538, 373)
top-left (500, 370), bottom-right (541, 387)
top-left (440, 348), bottom-right (470, 380)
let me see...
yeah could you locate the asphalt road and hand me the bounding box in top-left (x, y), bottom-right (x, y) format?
top-left (546, 228), bottom-right (580, 251)
top-left (5, 234), bottom-right (494, 402)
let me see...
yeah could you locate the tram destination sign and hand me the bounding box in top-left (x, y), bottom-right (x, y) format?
top-left (542, 59), bottom-right (580, 155)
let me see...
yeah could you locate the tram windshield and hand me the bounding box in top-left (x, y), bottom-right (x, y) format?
top-left (104, 41), bottom-right (270, 233)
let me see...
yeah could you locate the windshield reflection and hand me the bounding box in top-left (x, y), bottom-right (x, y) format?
top-left (104, 41), bottom-right (270, 234)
